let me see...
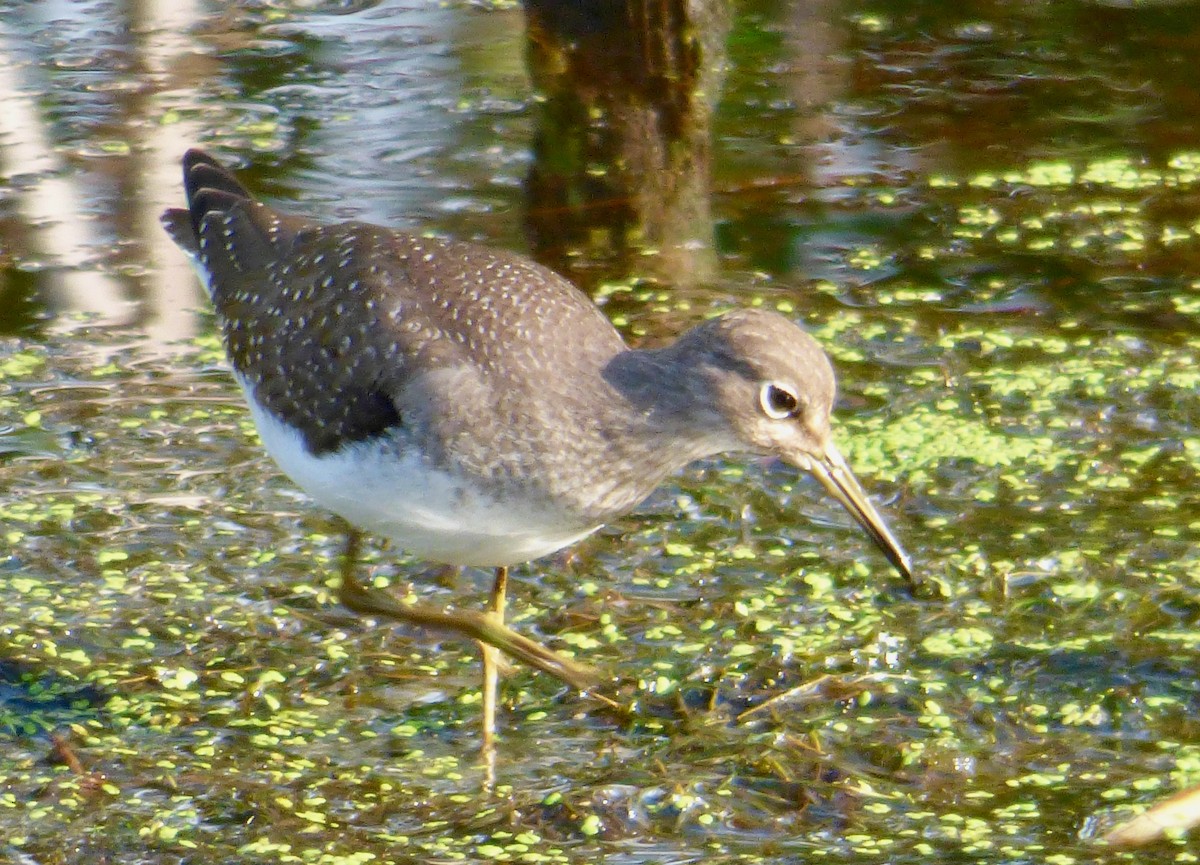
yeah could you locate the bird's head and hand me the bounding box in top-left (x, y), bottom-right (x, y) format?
top-left (676, 309), bottom-right (913, 582)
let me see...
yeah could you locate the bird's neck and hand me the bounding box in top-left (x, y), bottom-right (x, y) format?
top-left (599, 343), bottom-right (741, 466)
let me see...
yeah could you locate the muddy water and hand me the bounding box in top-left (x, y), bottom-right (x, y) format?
top-left (2, 2), bottom-right (1199, 863)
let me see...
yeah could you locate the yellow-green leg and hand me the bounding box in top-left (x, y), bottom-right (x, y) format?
top-left (335, 530), bottom-right (599, 708)
top-left (480, 565), bottom-right (508, 749)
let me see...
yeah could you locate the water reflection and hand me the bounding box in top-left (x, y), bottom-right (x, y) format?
top-left (0, 2), bottom-right (1198, 337)
top-left (524, 0), bottom-right (729, 282)
top-left (0, 0), bottom-right (205, 337)
top-left (3, 1), bottom-right (1200, 862)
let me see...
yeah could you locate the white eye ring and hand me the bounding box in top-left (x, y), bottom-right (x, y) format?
top-left (760, 382), bottom-right (800, 420)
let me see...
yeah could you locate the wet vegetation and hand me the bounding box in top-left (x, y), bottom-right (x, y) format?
top-left (2, 1), bottom-right (1200, 863)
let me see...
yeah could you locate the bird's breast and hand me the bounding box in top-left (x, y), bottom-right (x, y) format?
top-left (241, 382), bottom-right (603, 566)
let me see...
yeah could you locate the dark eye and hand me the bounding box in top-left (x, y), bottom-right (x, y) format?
top-left (760, 382), bottom-right (800, 420)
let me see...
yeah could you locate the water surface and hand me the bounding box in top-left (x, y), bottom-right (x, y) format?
top-left (2, 1), bottom-right (1199, 863)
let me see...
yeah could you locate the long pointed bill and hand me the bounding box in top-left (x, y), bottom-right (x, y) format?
top-left (793, 442), bottom-right (914, 583)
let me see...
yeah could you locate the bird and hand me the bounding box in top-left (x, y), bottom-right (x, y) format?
top-left (161, 148), bottom-right (913, 749)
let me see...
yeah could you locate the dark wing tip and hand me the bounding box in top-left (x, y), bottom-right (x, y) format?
top-left (162, 149), bottom-right (261, 256)
top-left (179, 149), bottom-right (254, 234)
top-left (182, 148), bottom-right (222, 174)
top-left (161, 207), bottom-right (197, 255)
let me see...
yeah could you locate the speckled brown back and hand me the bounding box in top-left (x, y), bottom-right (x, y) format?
top-left (163, 150), bottom-right (626, 459)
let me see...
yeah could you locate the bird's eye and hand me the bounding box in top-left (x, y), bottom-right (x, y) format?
top-left (760, 382), bottom-right (800, 420)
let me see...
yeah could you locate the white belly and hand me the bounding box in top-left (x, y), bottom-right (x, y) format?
top-left (242, 392), bottom-right (599, 567)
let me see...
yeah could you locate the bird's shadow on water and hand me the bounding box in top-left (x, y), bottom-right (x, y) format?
top-left (0, 657), bottom-right (109, 738)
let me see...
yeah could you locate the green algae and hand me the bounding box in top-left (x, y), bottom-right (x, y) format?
top-left (4, 24), bottom-right (1200, 865)
top-left (7, 300), bottom-right (1197, 863)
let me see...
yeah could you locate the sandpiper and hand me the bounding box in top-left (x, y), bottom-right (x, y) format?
top-left (162, 149), bottom-right (912, 748)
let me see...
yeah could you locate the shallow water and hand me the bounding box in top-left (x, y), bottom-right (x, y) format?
top-left (2, 1), bottom-right (1200, 863)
